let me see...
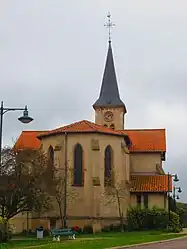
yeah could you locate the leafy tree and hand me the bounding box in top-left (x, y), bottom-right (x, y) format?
top-left (0, 147), bottom-right (52, 221)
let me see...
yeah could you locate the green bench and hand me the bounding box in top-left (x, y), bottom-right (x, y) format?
top-left (50, 228), bottom-right (76, 240)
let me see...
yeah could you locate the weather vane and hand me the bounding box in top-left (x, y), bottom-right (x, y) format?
top-left (104, 12), bottom-right (115, 43)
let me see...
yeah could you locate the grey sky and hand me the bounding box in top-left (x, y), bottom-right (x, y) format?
top-left (0, 0), bottom-right (187, 201)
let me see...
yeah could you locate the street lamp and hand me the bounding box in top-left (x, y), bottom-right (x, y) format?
top-left (168, 172), bottom-right (180, 220)
top-left (0, 101), bottom-right (33, 173)
top-left (173, 186), bottom-right (182, 211)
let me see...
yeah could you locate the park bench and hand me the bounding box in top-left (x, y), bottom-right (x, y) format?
top-left (50, 228), bottom-right (76, 241)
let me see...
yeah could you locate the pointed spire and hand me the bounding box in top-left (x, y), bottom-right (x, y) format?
top-left (93, 41), bottom-right (126, 112)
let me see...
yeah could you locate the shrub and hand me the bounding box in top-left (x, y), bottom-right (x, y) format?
top-left (127, 207), bottom-right (182, 232)
top-left (101, 223), bottom-right (127, 232)
top-left (165, 211), bottom-right (183, 233)
top-left (72, 226), bottom-right (82, 233)
top-left (0, 217), bottom-right (12, 242)
top-left (83, 225), bottom-right (93, 234)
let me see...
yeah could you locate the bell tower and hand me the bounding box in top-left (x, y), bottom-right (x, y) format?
top-left (93, 13), bottom-right (127, 130)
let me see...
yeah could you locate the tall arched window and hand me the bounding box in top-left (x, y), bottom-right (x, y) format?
top-left (104, 145), bottom-right (113, 186)
top-left (73, 143), bottom-right (84, 186)
top-left (48, 146), bottom-right (54, 177)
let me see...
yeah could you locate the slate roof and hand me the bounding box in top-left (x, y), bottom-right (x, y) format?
top-left (93, 42), bottom-right (126, 111)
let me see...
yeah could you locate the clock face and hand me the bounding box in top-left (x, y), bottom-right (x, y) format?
top-left (104, 111), bottom-right (114, 122)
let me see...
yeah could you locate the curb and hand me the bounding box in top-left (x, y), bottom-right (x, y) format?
top-left (107, 234), bottom-right (187, 249)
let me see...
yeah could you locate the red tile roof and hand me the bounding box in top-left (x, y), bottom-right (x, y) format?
top-left (38, 120), bottom-right (127, 138)
top-left (122, 129), bottom-right (166, 152)
top-left (14, 131), bottom-right (42, 151)
top-left (14, 121), bottom-right (166, 153)
top-left (130, 175), bottom-right (172, 192)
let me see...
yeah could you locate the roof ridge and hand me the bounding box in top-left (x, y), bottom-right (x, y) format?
top-left (53, 120), bottom-right (86, 132)
top-left (83, 120), bottom-right (98, 131)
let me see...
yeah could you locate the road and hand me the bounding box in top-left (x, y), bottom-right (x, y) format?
top-left (123, 237), bottom-right (187, 249)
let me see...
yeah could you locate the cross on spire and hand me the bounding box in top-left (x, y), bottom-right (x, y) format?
top-left (104, 12), bottom-right (115, 43)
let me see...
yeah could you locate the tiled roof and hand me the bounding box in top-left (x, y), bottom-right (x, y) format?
top-left (130, 175), bottom-right (172, 192)
top-left (122, 129), bottom-right (166, 152)
top-left (14, 131), bottom-right (43, 151)
top-left (38, 120), bottom-right (127, 138)
top-left (14, 121), bottom-right (166, 153)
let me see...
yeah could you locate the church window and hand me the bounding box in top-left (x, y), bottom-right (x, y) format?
top-left (73, 143), bottom-right (84, 186)
top-left (143, 194), bottom-right (148, 209)
top-left (104, 145), bottom-right (113, 186)
top-left (47, 146), bottom-right (54, 177)
top-left (110, 124), bottom-right (115, 130)
top-left (136, 195), bottom-right (141, 208)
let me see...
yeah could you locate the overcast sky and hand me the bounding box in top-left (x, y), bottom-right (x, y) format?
top-left (0, 0), bottom-right (187, 201)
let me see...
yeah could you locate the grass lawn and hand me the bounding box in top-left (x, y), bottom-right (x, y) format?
top-left (0, 231), bottom-right (186, 249)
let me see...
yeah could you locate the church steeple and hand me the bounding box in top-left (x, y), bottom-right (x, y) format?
top-left (93, 13), bottom-right (127, 130)
top-left (93, 41), bottom-right (126, 111)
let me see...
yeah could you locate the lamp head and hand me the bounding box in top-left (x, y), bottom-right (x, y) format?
top-left (18, 106), bottom-right (33, 124)
top-left (178, 187), bottom-right (182, 193)
top-left (173, 174), bottom-right (179, 182)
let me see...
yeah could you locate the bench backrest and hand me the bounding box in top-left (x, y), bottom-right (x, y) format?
top-left (51, 228), bottom-right (72, 234)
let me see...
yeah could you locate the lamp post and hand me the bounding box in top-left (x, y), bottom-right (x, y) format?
top-left (0, 101), bottom-right (33, 173)
top-left (173, 186), bottom-right (182, 212)
top-left (168, 172), bottom-right (179, 221)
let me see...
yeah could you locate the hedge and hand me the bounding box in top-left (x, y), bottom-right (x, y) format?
top-left (127, 207), bottom-right (182, 233)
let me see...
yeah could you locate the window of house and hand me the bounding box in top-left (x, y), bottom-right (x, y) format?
top-left (143, 194), bottom-right (148, 209)
top-left (136, 195), bottom-right (141, 208)
top-left (73, 143), bottom-right (84, 186)
top-left (104, 124), bottom-right (108, 128)
top-left (104, 145), bottom-right (113, 186)
top-left (110, 124), bottom-right (115, 130)
top-left (48, 146), bottom-right (54, 177)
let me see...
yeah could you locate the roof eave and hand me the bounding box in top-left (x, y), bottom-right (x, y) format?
top-left (93, 103), bottom-right (127, 112)
top-left (38, 130), bottom-right (127, 139)
top-left (130, 190), bottom-right (169, 193)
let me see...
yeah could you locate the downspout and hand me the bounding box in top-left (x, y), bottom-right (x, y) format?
top-left (63, 132), bottom-right (68, 228)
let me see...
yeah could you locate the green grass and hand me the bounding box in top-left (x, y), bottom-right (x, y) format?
top-left (0, 231), bottom-right (186, 249)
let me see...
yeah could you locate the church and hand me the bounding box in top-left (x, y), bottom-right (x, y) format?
top-left (14, 27), bottom-right (170, 232)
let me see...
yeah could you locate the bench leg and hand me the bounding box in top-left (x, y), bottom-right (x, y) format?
top-left (69, 234), bottom-right (75, 240)
top-left (57, 236), bottom-right (60, 241)
top-left (52, 236), bottom-right (56, 241)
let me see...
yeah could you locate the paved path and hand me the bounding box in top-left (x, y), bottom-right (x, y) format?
top-left (123, 237), bottom-right (187, 249)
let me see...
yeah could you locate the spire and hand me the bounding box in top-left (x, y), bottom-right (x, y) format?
top-left (93, 41), bottom-right (126, 111)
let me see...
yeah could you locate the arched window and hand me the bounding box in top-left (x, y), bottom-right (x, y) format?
top-left (104, 124), bottom-right (108, 128)
top-left (110, 124), bottom-right (115, 130)
top-left (48, 146), bottom-right (54, 177)
top-left (73, 143), bottom-right (84, 186)
top-left (104, 145), bottom-right (113, 186)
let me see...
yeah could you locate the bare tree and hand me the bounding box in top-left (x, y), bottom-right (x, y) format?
top-left (104, 171), bottom-right (130, 232)
top-left (49, 166), bottom-right (77, 228)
